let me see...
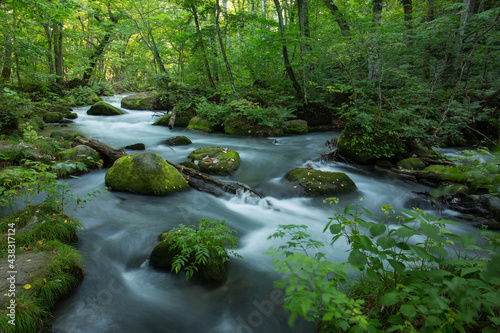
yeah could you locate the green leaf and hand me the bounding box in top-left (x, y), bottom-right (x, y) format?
top-left (376, 236), bottom-right (396, 249)
top-left (399, 304), bottom-right (417, 320)
top-left (395, 226), bottom-right (416, 238)
top-left (348, 250), bottom-right (367, 267)
top-left (370, 222), bottom-right (387, 237)
top-left (329, 224), bottom-right (343, 235)
top-left (427, 245), bottom-right (449, 258)
top-left (409, 245), bottom-right (434, 261)
top-left (387, 259), bottom-right (406, 273)
top-left (379, 292), bottom-right (399, 306)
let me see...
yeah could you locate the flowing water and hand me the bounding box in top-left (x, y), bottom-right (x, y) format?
top-left (43, 95), bottom-right (477, 333)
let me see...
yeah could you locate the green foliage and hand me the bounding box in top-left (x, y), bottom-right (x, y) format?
top-left (269, 199), bottom-right (500, 332)
top-left (0, 87), bottom-right (32, 135)
top-left (66, 86), bottom-right (100, 106)
top-left (196, 98), bottom-right (294, 129)
top-left (160, 219), bottom-right (242, 280)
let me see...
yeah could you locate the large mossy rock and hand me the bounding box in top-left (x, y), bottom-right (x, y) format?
top-left (0, 141), bottom-right (54, 164)
top-left (337, 116), bottom-right (407, 164)
top-left (105, 152), bottom-right (190, 195)
top-left (396, 157), bottom-right (426, 170)
top-left (224, 115), bottom-right (284, 137)
top-left (284, 168), bottom-right (357, 196)
top-left (121, 93), bottom-right (155, 110)
top-left (43, 111), bottom-right (64, 123)
top-left (188, 146), bottom-right (240, 176)
top-left (284, 119), bottom-right (308, 134)
top-left (187, 116), bottom-right (213, 132)
top-left (163, 136), bottom-right (192, 146)
top-left (87, 101), bottom-right (124, 116)
top-left (152, 114), bottom-right (171, 126)
top-left (56, 145), bottom-right (102, 176)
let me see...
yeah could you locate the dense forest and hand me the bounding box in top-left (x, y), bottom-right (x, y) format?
top-left (1, 0), bottom-right (500, 332)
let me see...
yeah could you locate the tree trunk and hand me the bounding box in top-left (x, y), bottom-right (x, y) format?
top-left (75, 137), bottom-right (127, 166)
top-left (402, 0), bottom-right (412, 30)
top-left (54, 23), bottom-right (64, 83)
top-left (191, 5), bottom-right (217, 89)
top-left (322, 0), bottom-right (350, 39)
top-left (298, 0), bottom-right (311, 52)
top-left (262, 0), bottom-right (267, 18)
top-left (368, 0), bottom-right (383, 82)
top-left (43, 25), bottom-right (55, 76)
top-left (273, 0), bottom-right (302, 97)
top-left (216, 0), bottom-right (239, 99)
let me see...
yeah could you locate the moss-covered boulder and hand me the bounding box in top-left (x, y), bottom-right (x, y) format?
top-left (284, 120), bottom-right (308, 134)
top-left (0, 205), bottom-right (83, 332)
top-left (152, 114), bottom-right (171, 126)
top-left (49, 105), bottom-right (73, 117)
top-left (105, 152), bottom-right (190, 195)
top-left (284, 168), bottom-right (357, 196)
top-left (56, 145), bottom-right (102, 176)
top-left (187, 116), bottom-right (213, 133)
top-left (224, 115), bottom-right (284, 137)
top-left (422, 165), bottom-right (464, 183)
top-left (396, 157), bottom-right (426, 170)
top-left (429, 183), bottom-right (470, 198)
top-left (0, 141), bottom-right (54, 164)
top-left (337, 116), bottom-right (407, 164)
top-left (66, 112), bottom-right (78, 120)
top-left (43, 112), bottom-right (64, 123)
top-left (87, 101), bottom-right (124, 116)
top-left (188, 146), bottom-right (240, 176)
top-left (163, 136), bottom-right (192, 146)
top-left (50, 131), bottom-right (74, 141)
top-left (121, 93), bottom-right (155, 110)
top-left (30, 117), bottom-right (45, 130)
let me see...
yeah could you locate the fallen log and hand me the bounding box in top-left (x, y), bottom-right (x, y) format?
top-left (74, 136), bottom-right (128, 166)
top-left (167, 161), bottom-right (263, 198)
top-left (168, 106), bottom-right (177, 130)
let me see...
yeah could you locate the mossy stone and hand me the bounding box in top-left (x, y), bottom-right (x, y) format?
top-left (152, 114), bottom-right (171, 126)
top-left (124, 143), bottom-right (146, 150)
top-left (284, 168), bottom-right (357, 196)
top-left (87, 101), bottom-right (124, 116)
top-left (164, 136), bottom-right (192, 146)
top-left (121, 94), bottom-right (154, 110)
top-left (66, 112), bottom-right (78, 120)
top-left (188, 146), bottom-right (240, 176)
top-left (105, 152), bottom-right (190, 195)
top-left (187, 116), bottom-right (213, 133)
top-left (180, 161), bottom-right (199, 170)
top-left (284, 119), bottom-right (308, 134)
top-left (31, 117), bottom-right (45, 130)
top-left (50, 131), bottom-right (73, 141)
top-left (43, 112), bottom-right (64, 123)
top-left (396, 157), bottom-right (426, 170)
top-left (49, 105), bottom-right (73, 117)
top-left (56, 145), bottom-right (102, 175)
top-left (429, 183), bottom-right (470, 198)
top-left (422, 165), bottom-right (464, 182)
top-left (224, 115), bottom-right (284, 137)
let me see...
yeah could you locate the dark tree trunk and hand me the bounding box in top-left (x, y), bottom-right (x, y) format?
top-left (273, 0), bottom-right (302, 97)
top-left (54, 23), bottom-right (64, 83)
top-left (43, 25), bottom-right (55, 76)
top-left (402, 0), bottom-right (412, 30)
top-left (322, 0), bottom-right (350, 39)
top-left (1, 37), bottom-right (12, 81)
top-left (216, 0), bottom-right (239, 99)
top-left (191, 5), bottom-right (216, 90)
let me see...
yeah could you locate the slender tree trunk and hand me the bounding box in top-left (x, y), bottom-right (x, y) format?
top-left (191, 5), bottom-right (216, 89)
top-left (368, 0), bottom-right (382, 82)
top-left (322, 0), bottom-right (350, 39)
top-left (54, 23), bottom-right (64, 83)
top-left (423, 0), bottom-right (435, 79)
top-left (43, 24), bottom-right (55, 76)
top-left (262, 0), bottom-right (267, 18)
top-left (273, 0), bottom-right (302, 96)
top-left (298, 0), bottom-right (311, 52)
top-left (216, 0), bottom-right (239, 99)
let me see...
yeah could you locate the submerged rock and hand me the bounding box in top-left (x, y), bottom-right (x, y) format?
top-left (124, 143), bottom-right (146, 150)
top-left (87, 101), bottom-right (124, 116)
top-left (163, 136), bottom-right (192, 146)
top-left (105, 152), bottom-right (190, 195)
top-left (43, 111), bottom-right (64, 123)
top-left (188, 146), bottom-right (240, 176)
top-left (152, 114), bottom-right (171, 126)
top-left (284, 168), bottom-right (357, 196)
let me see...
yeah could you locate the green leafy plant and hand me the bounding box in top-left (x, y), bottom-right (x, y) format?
top-left (159, 219), bottom-right (242, 280)
top-left (268, 198), bottom-right (500, 332)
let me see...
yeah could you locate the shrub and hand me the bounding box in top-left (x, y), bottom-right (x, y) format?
top-left (268, 199), bottom-right (500, 332)
top-left (155, 219), bottom-right (242, 280)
